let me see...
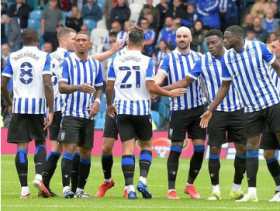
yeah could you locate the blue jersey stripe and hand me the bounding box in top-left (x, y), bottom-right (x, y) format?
top-left (171, 52), bottom-right (181, 110)
top-left (178, 54), bottom-right (188, 110)
top-left (130, 101), bottom-right (133, 115)
top-left (24, 99), bottom-right (28, 114)
top-left (32, 98), bottom-right (36, 114)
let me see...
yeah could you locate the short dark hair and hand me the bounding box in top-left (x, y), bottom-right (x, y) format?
top-left (75, 31), bottom-right (90, 40)
top-left (22, 28), bottom-right (39, 45)
top-left (205, 29), bottom-right (223, 39)
top-left (225, 25), bottom-right (244, 37)
top-left (128, 26), bottom-right (145, 46)
top-left (109, 31), bottom-right (117, 37)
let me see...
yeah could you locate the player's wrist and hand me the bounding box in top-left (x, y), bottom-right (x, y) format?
top-left (94, 98), bottom-right (101, 104)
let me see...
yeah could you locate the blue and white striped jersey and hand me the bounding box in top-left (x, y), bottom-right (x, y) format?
top-left (188, 52), bottom-right (243, 112)
top-left (104, 31), bottom-right (127, 45)
top-left (271, 67), bottom-right (280, 91)
top-left (222, 40), bottom-right (280, 113)
top-left (2, 46), bottom-right (51, 114)
top-left (50, 47), bottom-right (71, 112)
top-left (159, 48), bottom-right (203, 111)
top-left (107, 50), bottom-right (155, 115)
top-left (58, 53), bottom-right (103, 119)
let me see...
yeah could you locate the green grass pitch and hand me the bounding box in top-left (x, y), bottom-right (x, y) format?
top-left (1, 155), bottom-right (280, 211)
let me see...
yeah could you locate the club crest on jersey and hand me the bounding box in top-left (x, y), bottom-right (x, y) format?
top-left (249, 48), bottom-right (255, 57)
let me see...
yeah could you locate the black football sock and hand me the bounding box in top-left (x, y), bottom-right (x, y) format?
top-left (167, 145), bottom-right (182, 190)
top-left (187, 145), bottom-right (205, 184)
top-left (15, 149), bottom-right (28, 187)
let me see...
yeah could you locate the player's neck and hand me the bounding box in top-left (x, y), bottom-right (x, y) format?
top-left (177, 47), bottom-right (190, 55)
top-left (75, 52), bottom-right (88, 61)
top-left (234, 40), bottom-right (245, 52)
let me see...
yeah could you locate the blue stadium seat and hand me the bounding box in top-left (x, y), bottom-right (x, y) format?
top-left (83, 19), bottom-right (96, 31)
top-left (95, 118), bottom-right (105, 129)
top-left (28, 19), bottom-right (40, 29)
top-left (151, 110), bottom-right (161, 129)
top-left (30, 10), bottom-right (43, 20)
top-left (94, 112), bottom-right (102, 121)
top-left (98, 3), bottom-right (104, 12)
top-left (62, 11), bottom-right (68, 20)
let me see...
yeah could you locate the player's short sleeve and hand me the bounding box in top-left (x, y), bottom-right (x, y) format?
top-left (95, 62), bottom-right (103, 87)
top-left (259, 41), bottom-right (275, 65)
top-left (221, 56), bottom-right (232, 81)
top-left (159, 54), bottom-right (170, 75)
top-left (107, 58), bottom-right (116, 81)
top-left (187, 59), bottom-right (202, 80)
top-left (58, 59), bottom-right (69, 83)
top-left (43, 54), bottom-right (52, 75)
top-left (146, 59), bottom-right (155, 81)
top-left (2, 56), bottom-right (13, 78)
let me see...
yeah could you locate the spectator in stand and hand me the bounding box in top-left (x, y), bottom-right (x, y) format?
top-left (140, 18), bottom-right (155, 57)
top-left (173, 4), bottom-right (197, 28)
top-left (267, 32), bottom-right (278, 51)
top-left (124, 20), bottom-right (133, 32)
top-left (104, 0), bottom-right (129, 30)
top-left (251, 0), bottom-right (271, 19)
top-left (139, 0), bottom-right (160, 31)
top-left (66, 6), bottom-right (83, 32)
top-left (157, 17), bottom-right (173, 45)
top-left (156, 0), bottom-right (169, 30)
top-left (1, 1), bottom-right (8, 44)
top-left (8, 17), bottom-right (22, 52)
top-left (104, 21), bottom-right (127, 44)
top-left (43, 42), bottom-right (53, 53)
top-left (81, 0), bottom-right (102, 22)
top-left (219, 0), bottom-right (238, 32)
top-left (110, 0), bottom-right (130, 28)
top-left (49, 23), bottom-right (64, 51)
top-left (1, 44), bottom-right (10, 61)
top-left (166, 0), bottom-right (185, 20)
top-left (190, 20), bottom-right (207, 54)
top-left (80, 24), bottom-right (90, 35)
top-left (8, 0), bottom-right (29, 32)
top-left (102, 31), bottom-right (117, 81)
top-left (146, 13), bottom-right (157, 31)
top-left (252, 17), bottom-right (269, 43)
top-left (154, 39), bottom-right (167, 67)
top-left (73, 0), bottom-right (87, 12)
top-left (270, 2), bottom-right (280, 24)
top-left (245, 29), bottom-right (257, 41)
top-left (196, 0), bottom-right (220, 29)
top-left (242, 13), bottom-right (254, 30)
top-left (41, 0), bottom-right (63, 42)
top-left (57, 0), bottom-right (72, 12)
top-left (261, 9), bottom-right (280, 34)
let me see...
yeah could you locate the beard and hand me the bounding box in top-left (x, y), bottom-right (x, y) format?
top-left (178, 42), bottom-right (189, 50)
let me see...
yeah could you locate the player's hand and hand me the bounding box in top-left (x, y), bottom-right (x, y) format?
top-left (150, 93), bottom-right (158, 100)
top-left (8, 105), bottom-right (12, 116)
top-left (44, 112), bottom-right (54, 130)
top-left (200, 110), bottom-right (212, 128)
top-left (111, 40), bottom-right (123, 54)
top-left (169, 88), bottom-right (187, 97)
top-left (89, 101), bottom-right (100, 117)
top-left (107, 104), bottom-right (116, 118)
top-left (79, 83), bottom-right (95, 94)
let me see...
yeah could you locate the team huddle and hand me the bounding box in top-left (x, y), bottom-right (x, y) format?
top-left (1, 24), bottom-right (280, 202)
